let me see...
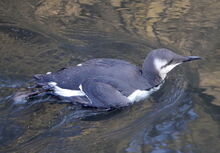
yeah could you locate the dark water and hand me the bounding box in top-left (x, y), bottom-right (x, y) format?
top-left (0, 0), bottom-right (220, 153)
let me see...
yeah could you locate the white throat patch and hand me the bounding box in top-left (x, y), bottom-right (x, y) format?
top-left (153, 58), bottom-right (180, 80)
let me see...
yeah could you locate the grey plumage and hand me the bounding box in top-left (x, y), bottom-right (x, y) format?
top-left (34, 48), bottom-right (201, 108)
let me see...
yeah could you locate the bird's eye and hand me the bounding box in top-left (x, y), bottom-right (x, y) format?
top-left (161, 59), bottom-right (173, 68)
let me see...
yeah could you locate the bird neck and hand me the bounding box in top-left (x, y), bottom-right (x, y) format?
top-left (143, 70), bottom-right (163, 87)
top-left (142, 58), bottom-right (163, 87)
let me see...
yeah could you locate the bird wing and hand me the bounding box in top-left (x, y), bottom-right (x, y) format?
top-left (81, 78), bottom-right (130, 108)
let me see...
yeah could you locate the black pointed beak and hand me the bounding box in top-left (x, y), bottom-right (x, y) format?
top-left (182, 56), bottom-right (202, 62)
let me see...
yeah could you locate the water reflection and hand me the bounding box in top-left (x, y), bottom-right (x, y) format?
top-left (0, 0), bottom-right (220, 153)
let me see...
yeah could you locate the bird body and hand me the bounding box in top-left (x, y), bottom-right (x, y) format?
top-left (34, 49), bottom-right (201, 108)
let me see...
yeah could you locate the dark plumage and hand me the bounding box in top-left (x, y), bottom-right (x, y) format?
top-left (34, 48), bottom-right (201, 108)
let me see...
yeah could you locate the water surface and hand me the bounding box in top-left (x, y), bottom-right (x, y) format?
top-left (0, 0), bottom-right (220, 153)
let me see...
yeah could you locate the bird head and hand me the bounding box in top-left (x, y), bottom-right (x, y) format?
top-left (143, 48), bottom-right (201, 80)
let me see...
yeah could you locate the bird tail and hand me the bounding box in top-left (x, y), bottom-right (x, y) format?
top-left (12, 76), bottom-right (53, 105)
top-left (12, 88), bottom-right (48, 105)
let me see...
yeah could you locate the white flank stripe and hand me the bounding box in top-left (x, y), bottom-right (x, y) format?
top-left (79, 84), bottom-right (92, 104)
top-left (127, 84), bottom-right (163, 103)
top-left (127, 90), bottom-right (150, 103)
top-left (48, 82), bottom-right (85, 97)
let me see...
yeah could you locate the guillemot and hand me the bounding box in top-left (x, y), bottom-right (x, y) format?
top-left (34, 48), bottom-right (201, 108)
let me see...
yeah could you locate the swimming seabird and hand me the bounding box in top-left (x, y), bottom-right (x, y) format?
top-left (34, 48), bottom-right (201, 108)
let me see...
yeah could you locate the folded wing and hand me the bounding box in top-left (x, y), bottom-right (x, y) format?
top-left (81, 79), bottom-right (130, 108)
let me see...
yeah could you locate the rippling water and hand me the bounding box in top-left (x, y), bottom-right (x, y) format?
top-left (0, 0), bottom-right (220, 153)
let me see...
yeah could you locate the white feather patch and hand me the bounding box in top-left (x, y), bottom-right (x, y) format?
top-left (154, 58), bottom-right (167, 79)
top-left (154, 58), bottom-right (180, 79)
top-left (79, 84), bottom-right (92, 104)
top-left (127, 84), bottom-right (162, 103)
top-left (48, 82), bottom-right (85, 97)
top-left (127, 90), bottom-right (151, 103)
top-left (154, 58), bottom-right (167, 71)
top-left (160, 63), bottom-right (180, 78)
